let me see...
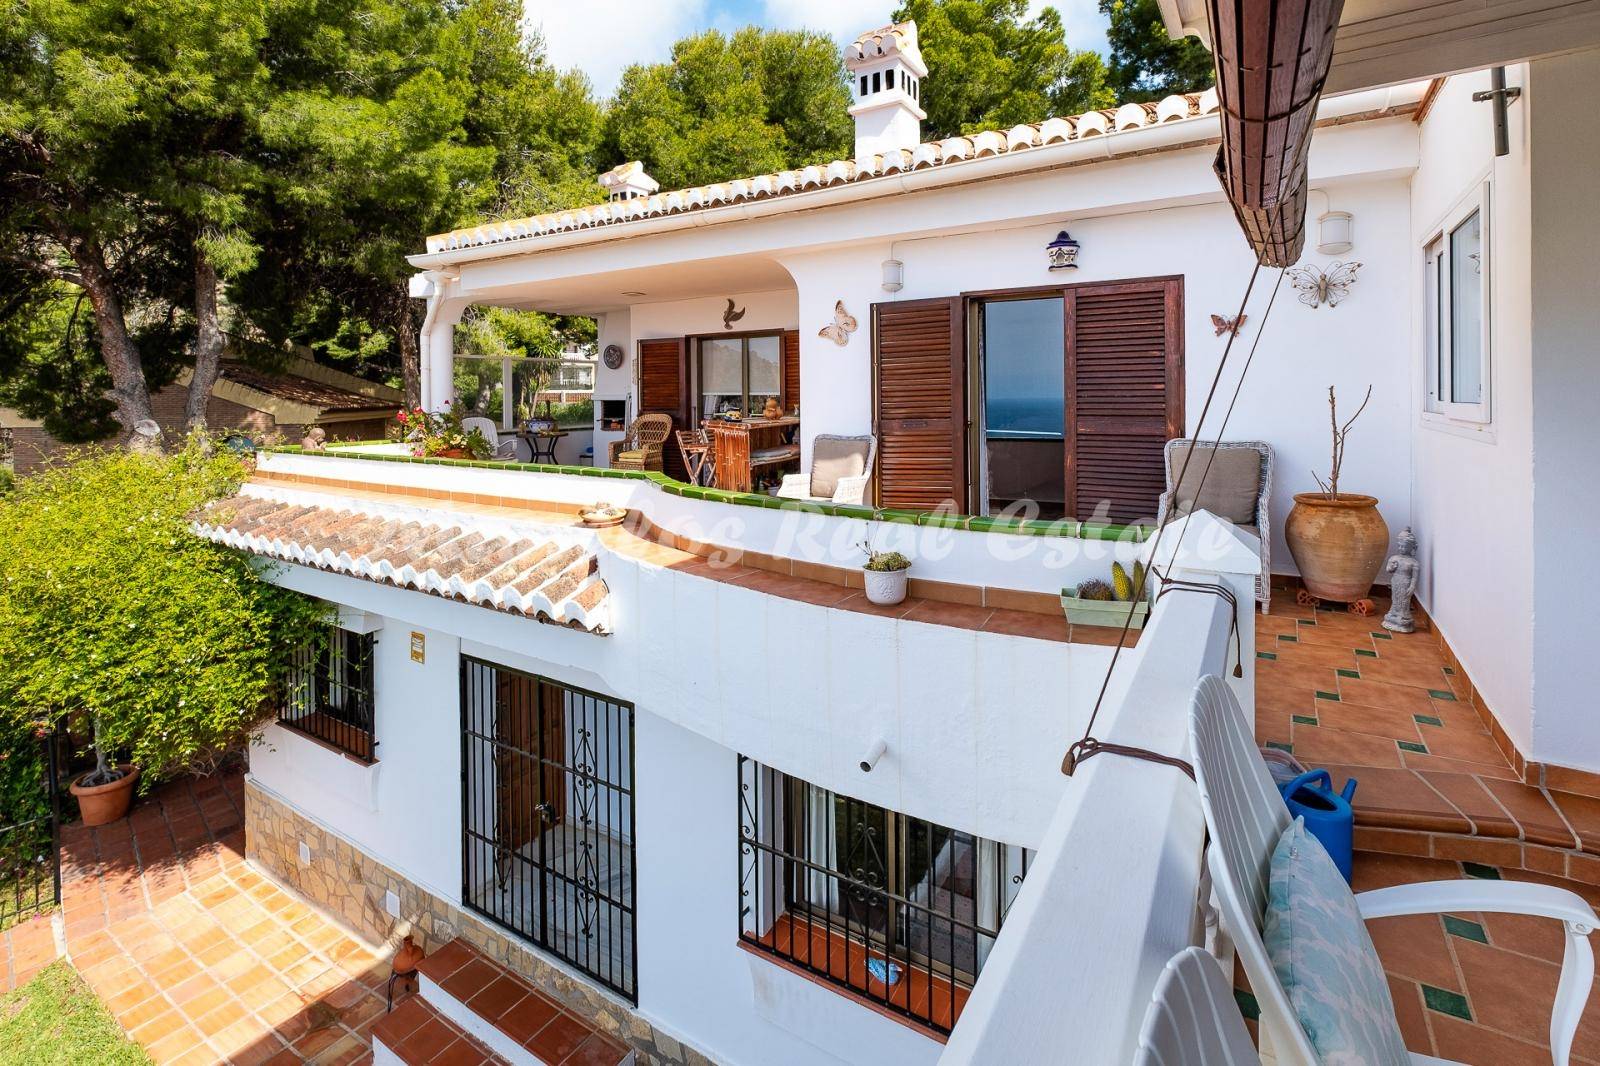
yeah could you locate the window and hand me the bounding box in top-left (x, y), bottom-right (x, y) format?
top-left (694, 333), bottom-right (781, 420)
top-left (737, 757), bottom-right (1029, 1035)
top-left (1425, 184), bottom-right (1490, 422)
top-left (281, 624), bottom-right (376, 762)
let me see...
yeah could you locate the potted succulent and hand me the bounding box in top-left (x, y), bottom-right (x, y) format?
top-left (860, 542), bottom-right (912, 606)
top-left (1284, 386), bottom-right (1389, 609)
top-left (395, 405), bottom-right (493, 460)
top-left (1061, 560), bottom-right (1151, 629)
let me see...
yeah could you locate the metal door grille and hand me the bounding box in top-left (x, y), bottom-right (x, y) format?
top-left (460, 656), bottom-right (636, 1002)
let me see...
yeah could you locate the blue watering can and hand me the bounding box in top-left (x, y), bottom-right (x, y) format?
top-left (1280, 769), bottom-right (1358, 883)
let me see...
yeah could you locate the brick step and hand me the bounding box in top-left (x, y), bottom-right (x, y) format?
top-left (1356, 826), bottom-right (1600, 885)
top-left (373, 994), bottom-right (508, 1066)
top-left (415, 938), bottom-right (634, 1066)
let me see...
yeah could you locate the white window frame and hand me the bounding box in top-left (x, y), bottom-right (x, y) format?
top-left (1422, 181), bottom-right (1492, 425)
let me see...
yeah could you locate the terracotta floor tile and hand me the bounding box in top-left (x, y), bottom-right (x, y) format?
top-left (1386, 975), bottom-right (1435, 1056)
top-left (428, 1036), bottom-right (488, 1066)
top-left (980, 608), bottom-right (1070, 642)
top-left (1271, 642), bottom-right (1363, 670)
top-left (1452, 937), bottom-right (1565, 1046)
top-left (1421, 728), bottom-right (1515, 767)
top-left (403, 1016), bottom-right (459, 1061)
top-left (1479, 779), bottom-right (1579, 849)
top-left (1403, 750), bottom-right (1521, 781)
top-left (1312, 701), bottom-right (1428, 743)
top-left (901, 599), bottom-right (994, 631)
top-left (526, 1012), bottom-right (590, 1061)
top-left (1366, 913), bottom-right (1463, 991)
top-left (1290, 725), bottom-right (1405, 769)
top-left (1359, 656), bottom-right (1453, 690)
top-left (1419, 773), bottom-right (1520, 838)
top-left (1335, 676), bottom-right (1441, 716)
top-left (1429, 1014), bottom-right (1550, 1066)
top-left (1351, 852), bottom-right (1465, 892)
top-left (438, 957), bottom-right (499, 1002)
top-left (499, 993), bottom-right (561, 1045)
top-left (1549, 790), bottom-right (1600, 854)
top-left (468, 973), bottom-right (529, 1021)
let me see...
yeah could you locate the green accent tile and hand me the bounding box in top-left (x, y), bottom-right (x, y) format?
top-left (829, 505), bottom-right (877, 521)
top-left (1265, 741), bottom-right (1293, 754)
top-left (1442, 666), bottom-right (1456, 675)
top-left (1354, 648), bottom-right (1378, 658)
top-left (1414, 714), bottom-right (1443, 727)
top-left (1233, 988), bottom-right (1260, 1021)
top-left (1462, 861), bottom-right (1501, 880)
top-left (1429, 689), bottom-right (1457, 702)
top-left (1422, 985), bottom-right (1473, 1021)
top-left (916, 512), bottom-right (969, 530)
top-left (1371, 631), bottom-right (1394, 640)
top-left (1336, 668), bottom-right (1361, 679)
top-left (1292, 715), bottom-right (1319, 725)
top-left (1257, 651), bottom-right (1278, 660)
top-left (1297, 618), bottom-right (1318, 626)
top-left (875, 508), bottom-right (926, 526)
top-left (1397, 740), bottom-right (1428, 754)
top-left (1277, 634), bottom-right (1299, 643)
top-left (1314, 691), bottom-right (1341, 702)
top-left (1442, 915), bottom-right (1488, 944)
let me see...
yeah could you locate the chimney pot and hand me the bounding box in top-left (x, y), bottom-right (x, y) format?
top-left (845, 21), bottom-right (927, 162)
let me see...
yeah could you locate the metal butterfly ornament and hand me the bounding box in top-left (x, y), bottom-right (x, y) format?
top-left (1286, 261), bottom-right (1362, 309)
top-left (818, 301), bottom-right (858, 347)
top-left (1210, 314), bottom-right (1246, 337)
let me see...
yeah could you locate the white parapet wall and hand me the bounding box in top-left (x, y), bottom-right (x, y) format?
top-left (940, 517), bottom-right (1258, 1064)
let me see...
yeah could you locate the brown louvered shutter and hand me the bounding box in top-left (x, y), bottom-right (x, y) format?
top-left (873, 298), bottom-right (967, 510)
top-left (637, 337), bottom-right (688, 479)
top-left (781, 329), bottom-right (800, 411)
top-left (1065, 279), bottom-right (1184, 523)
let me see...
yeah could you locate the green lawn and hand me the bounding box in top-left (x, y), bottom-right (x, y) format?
top-left (0, 962), bottom-right (149, 1065)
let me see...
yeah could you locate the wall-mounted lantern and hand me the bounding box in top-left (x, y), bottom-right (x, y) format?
top-left (881, 259), bottom-right (904, 292)
top-left (1047, 231), bottom-right (1080, 270)
top-left (1317, 210), bottom-right (1354, 256)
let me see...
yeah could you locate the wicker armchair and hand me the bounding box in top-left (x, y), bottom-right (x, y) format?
top-left (1156, 439), bottom-right (1274, 613)
top-left (608, 413), bottom-right (673, 472)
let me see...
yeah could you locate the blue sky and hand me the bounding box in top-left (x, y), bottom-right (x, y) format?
top-left (524, 0), bottom-right (1111, 96)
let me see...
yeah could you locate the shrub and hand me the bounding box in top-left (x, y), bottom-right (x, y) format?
top-left (0, 441), bottom-right (328, 784)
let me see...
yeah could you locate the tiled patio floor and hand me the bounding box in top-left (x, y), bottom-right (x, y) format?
top-left (1254, 583), bottom-right (1600, 879)
top-left (2, 771), bottom-right (390, 1065)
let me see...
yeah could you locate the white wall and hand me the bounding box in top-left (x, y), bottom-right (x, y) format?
top-left (1409, 68), bottom-right (1538, 755)
top-left (781, 176), bottom-right (1418, 571)
top-left (1527, 49), bottom-right (1600, 767)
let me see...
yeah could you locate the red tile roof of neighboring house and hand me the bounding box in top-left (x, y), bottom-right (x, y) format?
top-left (194, 488), bottom-right (611, 634)
top-left (218, 363), bottom-right (398, 414)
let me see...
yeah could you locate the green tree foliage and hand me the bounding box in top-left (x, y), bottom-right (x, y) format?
top-left (892, 0), bottom-right (1115, 139)
top-left (602, 27), bottom-right (852, 190)
top-left (1100, 0), bottom-right (1215, 102)
top-left (0, 442), bottom-right (328, 780)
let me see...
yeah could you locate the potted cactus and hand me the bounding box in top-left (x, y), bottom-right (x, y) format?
top-left (1061, 560), bottom-right (1151, 629)
top-left (860, 542), bottom-right (912, 606)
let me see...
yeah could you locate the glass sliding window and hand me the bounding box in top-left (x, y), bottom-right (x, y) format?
top-left (979, 296), bottom-right (1065, 519)
top-left (1424, 184), bottom-right (1490, 422)
top-left (695, 333), bottom-right (784, 421)
top-left (737, 756), bottom-right (1029, 1035)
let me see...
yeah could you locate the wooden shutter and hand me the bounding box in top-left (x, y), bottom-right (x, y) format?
top-left (781, 329), bottom-right (800, 411)
top-left (873, 298), bottom-right (966, 510)
top-left (637, 337), bottom-right (688, 479)
top-left (1064, 279), bottom-right (1184, 523)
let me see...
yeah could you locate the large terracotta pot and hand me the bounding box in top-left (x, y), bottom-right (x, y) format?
top-left (1285, 493), bottom-right (1390, 602)
top-left (69, 764), bottom-right (139, 826)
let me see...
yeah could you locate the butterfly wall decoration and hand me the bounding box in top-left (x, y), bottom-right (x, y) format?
top-left (1210, 313), bottom-right (1246, 337)
top-left (818, 301), bottom-right (858, 347)
top-left (1286, 261), bottom-right (1362, 309)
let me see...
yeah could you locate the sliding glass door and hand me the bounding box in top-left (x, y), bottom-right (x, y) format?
top-left (695, 333), bottom-right (782, 421)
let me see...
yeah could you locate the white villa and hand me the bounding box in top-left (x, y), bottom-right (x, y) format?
top-left (197, 6), bottom-right (1600, 1065)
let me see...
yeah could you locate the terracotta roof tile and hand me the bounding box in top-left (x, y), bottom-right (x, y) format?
top-left (194, 488), bottom-right (611, 634)
top-left (218, 363), bottom-right (398, 413)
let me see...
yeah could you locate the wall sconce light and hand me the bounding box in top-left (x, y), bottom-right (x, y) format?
top-left (881, 259), bottom-right (904, 293)
top-left (1317, 210), bottom-right (1354, 256)
top-left (1047, 230), bottom-right (1080, 270)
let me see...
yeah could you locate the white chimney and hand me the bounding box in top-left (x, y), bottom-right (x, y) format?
top-left (597, 161), bottom-right (660, 202)
top-left (845, 22), bottom-right (928, 161)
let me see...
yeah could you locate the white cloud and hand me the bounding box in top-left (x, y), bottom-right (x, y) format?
top-left (524, 0), bottom-right (709, 95)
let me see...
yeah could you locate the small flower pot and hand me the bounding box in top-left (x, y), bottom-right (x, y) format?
top-left (863, 566), bottom-right (910, 606)
top-left (70, 764), bottom-right (140, 826)
top-left (434, 448), bottom-right (471, 460)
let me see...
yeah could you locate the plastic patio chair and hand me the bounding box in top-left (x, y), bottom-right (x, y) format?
top-left (1135, 947), bottom-right (1257, 1066)
top-left (460, 416), bottom-right (517, 461)
top-left (1189, 674), bottom-right (1596, 1065)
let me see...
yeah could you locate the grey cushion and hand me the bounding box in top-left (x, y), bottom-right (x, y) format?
top-left (811, 437), bottom-right (871, 499)
top-left (1169, 442), bottom-right (1262, 525)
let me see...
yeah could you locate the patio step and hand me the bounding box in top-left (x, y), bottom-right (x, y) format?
top-left (414, 938), bottom-right (634, 1066)
top-left (372, 994), bottom-right (507, 1066)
